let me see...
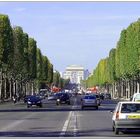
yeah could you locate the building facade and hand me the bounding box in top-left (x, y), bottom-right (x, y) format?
top-left (63, 65), bottom-right (86, 84)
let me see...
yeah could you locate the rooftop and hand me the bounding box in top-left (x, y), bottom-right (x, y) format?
top-left (66, 65), bottom-right (84, 70)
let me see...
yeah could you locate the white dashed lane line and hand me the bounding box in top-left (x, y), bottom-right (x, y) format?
top-left (59, 97), bottom-right (78, 137)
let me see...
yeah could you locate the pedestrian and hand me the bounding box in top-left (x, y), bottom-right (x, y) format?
top-left (12, 95), bottom-right (17, 104)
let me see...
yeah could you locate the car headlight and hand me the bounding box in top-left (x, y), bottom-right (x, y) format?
top-left (57, 99), bottom-right (60, 101)
top-left (28, 101), bottom-right (31, 104)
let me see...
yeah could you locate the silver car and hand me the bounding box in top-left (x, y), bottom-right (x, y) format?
top-left (81, 95), bottom-right (98, 110)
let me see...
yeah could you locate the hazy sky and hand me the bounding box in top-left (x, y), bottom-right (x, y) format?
top-left (0, 2), bottom-right (140, 73)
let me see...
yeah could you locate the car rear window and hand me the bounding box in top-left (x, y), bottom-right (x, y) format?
top-left (121, 103), bottom-right (140, 113)
top-left (84, 96), bottom-right (96, 99)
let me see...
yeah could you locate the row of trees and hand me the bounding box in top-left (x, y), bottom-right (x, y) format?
top-left (86, 19), bottom-right (140, 99)
top-left (0, 14), bottom-right (54, 101)
top-left (53, 70), bottom-right (70, 89)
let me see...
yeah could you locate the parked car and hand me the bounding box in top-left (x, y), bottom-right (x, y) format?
top-left (81, 95), bottom-right (98, 110)
top-left (100, 93), bottom-right (105, 100)
top-left (37, 92), bottom-right (46, 100)
top-left (111, 101), bottom-right (140, 135)
top-left (56, 93), bottom-right (70, 105)
top-left (27, 95), bottom-right (42, 108)
top-left (105, 93), bottom-right (111, 99)
top-left (131, 93), bottom-right (140, 102)
top-left (95, 94), bottom-right (101, 106)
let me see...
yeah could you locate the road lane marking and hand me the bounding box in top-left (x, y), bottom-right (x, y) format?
top-left (68, 111), bottom-right (78, 137)
top-left (60, 97), bottom-right (79, 137)
top-left (73, 97), bottom-right (78, 136)
top-left (59, 111), bottom-right (72, 136)
top-left (73, 112), bottom-right (78, 136)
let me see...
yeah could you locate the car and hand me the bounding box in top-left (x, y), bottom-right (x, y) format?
top-left (131, 93), bottom-right (140, 102)
top-left (104, 93), bottom-right (111, 99)
top-left (81, 95), bottom-right (98, 110)
top-left (24, 95), bottom-right (32, 103)
top-left (37, 92), bottom-right (46, 100)
top-left (111, 101), bottom-right (140, 135)
top-left (48, 94), bottom-right (56, 101)
top-left (48, 93), bottom-right (59, 101)
top-left (40, 89), bottom-right (49, 97)
top-left (67, 92), bottom-right (73, 98)
top-left (95, 94), bottom-right (101, 106)
top-left (56, 93), bottom-right (70, 105)
top-left (90, 93), bottom-right (101, 106)
top-left (100, 93), bottom-right (105, 100)
top-left (27, 95), bottom-right (42, 108)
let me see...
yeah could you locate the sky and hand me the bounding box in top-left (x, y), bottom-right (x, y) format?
top-left (0, 2), bottom-right (140, 73)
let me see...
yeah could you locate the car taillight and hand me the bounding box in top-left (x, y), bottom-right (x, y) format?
top-left (116, 111), bottom-right (119, 120)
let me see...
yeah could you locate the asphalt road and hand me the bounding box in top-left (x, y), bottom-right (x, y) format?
top-left (0, 95), bottom-right (140, 138)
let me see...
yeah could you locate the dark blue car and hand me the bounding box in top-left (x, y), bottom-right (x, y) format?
top-left (27, 95), bottom-right (42, 108)
top-left (24, 95), bottom-right (32, 103)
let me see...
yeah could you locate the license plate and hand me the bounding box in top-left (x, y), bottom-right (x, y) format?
top-left (62, 101), bottom-right (65, 103)
top-left (87, 101), bottom-right (93, 103)
top-left (127, 115), bottom-right (140, 119)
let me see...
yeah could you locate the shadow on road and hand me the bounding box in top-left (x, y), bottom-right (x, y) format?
top-left (0, 106), bottom-right (116, 112)
top-left (77, 129), bottom-right (140, 137)
top-left (0, 129), bottom-right (140, 137)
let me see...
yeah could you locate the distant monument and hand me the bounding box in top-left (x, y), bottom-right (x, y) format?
top-left (63, 65), bottom-right (89, 84)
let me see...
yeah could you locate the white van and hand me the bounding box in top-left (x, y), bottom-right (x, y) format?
top-left (131, 93), bottom-right (140, 102)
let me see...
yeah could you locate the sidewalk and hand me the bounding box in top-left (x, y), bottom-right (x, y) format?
top-left (0, 98), bottom-right (12, 104)
top-left (113, 97), bottom-right (130, 101)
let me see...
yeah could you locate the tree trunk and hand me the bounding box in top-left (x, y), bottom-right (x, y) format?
top-left (16, 80), bottom-right (18, 95)
top-left (25, 83), bottom-right (28, 95)
top-left (112, 82), bottom-right (115, 99)
top-left (137, 81), bottom-right (140, 93)
top-left (13, 81), bottom-right (15, 96)
top-left (32, 82), bottom-right (34, 95)
top-left (0, 69), bottom-right (2, 100)
top-left (115, 82), bottom-right (117, 98)
top-left (9, 78), bottom-right (12, 99)
top-left (4, 73), bottom-right (7, 99)
top-left (121, 80), bottom-right (123, 98)
top-left (127, 80), bottom-right (130, 99)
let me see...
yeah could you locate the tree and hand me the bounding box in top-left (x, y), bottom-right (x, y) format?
top-left (0, 14), bottom-right (14, 68)
top-left (28, 38), bottom-right (37, 80)
top-left (42, 56), bottom-right (49, 81)
top-left (36, 48), bottom-right (43, 80)
top-left (53, 71), bottom-right (60, 87)
top-left (12, 26), bottom-right (25, 79)
top-left (0, 14), bottom-right (14, 100)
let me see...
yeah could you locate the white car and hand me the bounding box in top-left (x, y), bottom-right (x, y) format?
top-left (131, 93), bottom-right (140, 102)
top-left (112, 101), bottom-right (140, 135)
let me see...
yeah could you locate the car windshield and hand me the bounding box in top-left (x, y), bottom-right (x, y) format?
top-left (61, 94), bottom-right (69, 97)
top-left (135, 94), bottom-right (140, 101)
top-left (121, 103), bottom-right (140, 113)
top-left (84, 96), bottom-right (96, 99)
top-left (29, 96), bottom-right (40, 100)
